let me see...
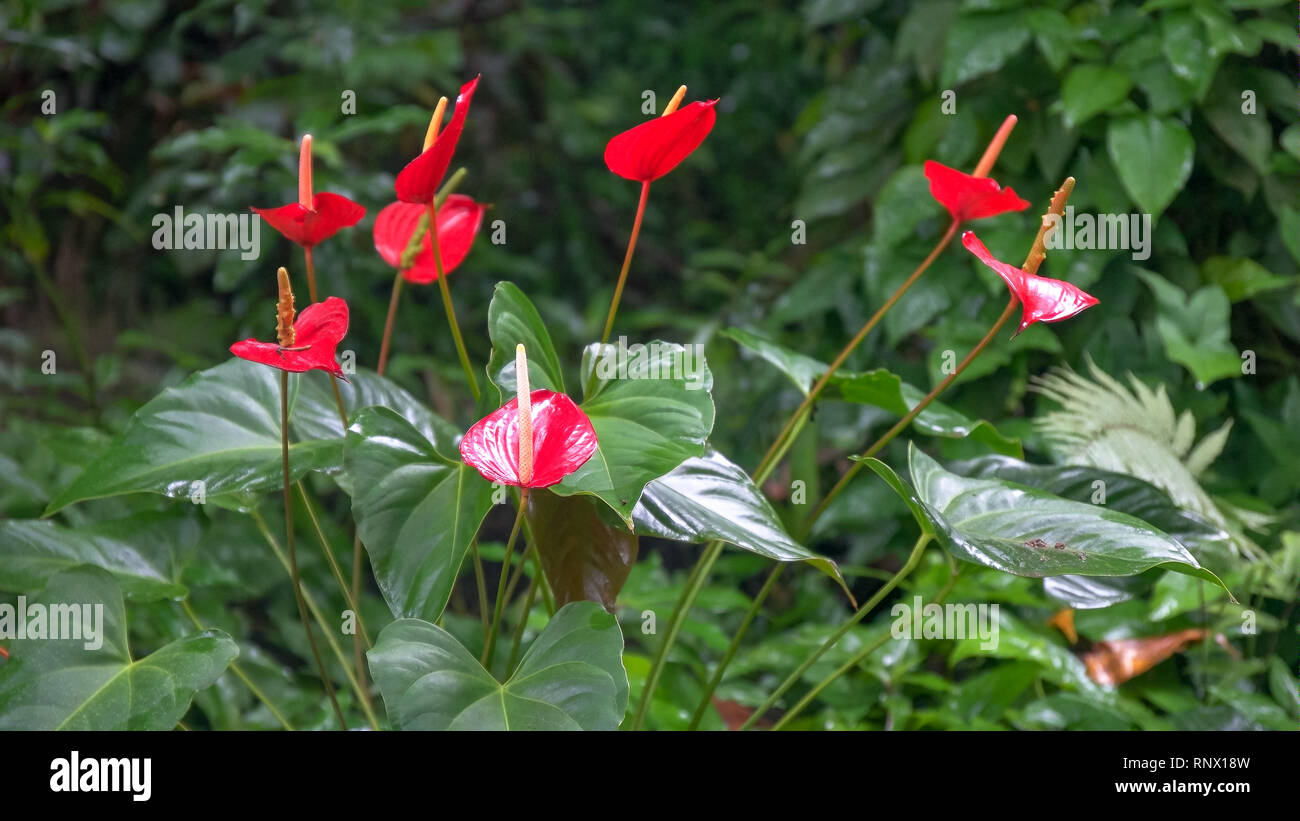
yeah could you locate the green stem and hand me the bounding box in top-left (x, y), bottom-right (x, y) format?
top-left (809, 296), bottom-right (1019, 525)
top-left (429, 198), bottom-right (481, 402)
top-left (739, 533), bottom-right (932, 731)
top-left (470, 539), bottom-right (491, 635)
top-left (296, 482), bottom-right (370, 647)
top-left (755, 220), bottom-right (958, 480)
top-left (181, 599), bottom-right (294, 730)
top-left (281, 372), bottom-right (347, 730)
top-left (629, 540), bottom-right (723, 730)
top-left (506, 573), bottom-right (541, 675)
top-left (250, 511), bottom-right (381, 730)
top-left (639, 410), bottom-right (811, 724)
top-left (686, 563), bottom-right (785, 730)
top-left (483, 488), bottom-right (529, 666)
top-left (771, 561), bottom-right (964, 730)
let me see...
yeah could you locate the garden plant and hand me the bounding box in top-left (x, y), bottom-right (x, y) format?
top-left (0, 0), bottom-right (1297, 735)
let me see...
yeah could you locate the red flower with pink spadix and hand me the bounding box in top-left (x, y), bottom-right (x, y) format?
top-left (924, 160), bottom-right (1029, 223)
top-left (395, 76), bottom-right (480, 204)
top-left (231, 267), bottom-right (350, 378)
top-left (604, 86), bottom-right (718, 182)
top-left (459, 344), bottom-right (598, 488)
top-left (962, 231), bottom-right (1099, 335)
top-left (373, 195), bottom-right (486, 284)
top-left (252, 135), bottom-right (365, 247)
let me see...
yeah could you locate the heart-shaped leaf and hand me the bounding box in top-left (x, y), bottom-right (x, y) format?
top-left (859, 445), bottom-right (1231, 594)
top-left (0, 567), bottom-right (237, 730)
top-left (550, 341), bottom-right (715, 525)
top-left (1136, 269), bottom-right (1241, 387)
top-left (0, 514), bottom-right (188, 601)
top-left (294, 366), bottom-right (461, 459)
top-left (950, 456), bottom-right (1235, 609)
top-left (368, 602), bottom-right (628, 730)
top-left (1059, 64), bottom-right (1132, 128)
top-left (1107, 114), bottom-right (1194, 216)
top-left (949, 454), bottom-right (1236, 559)
top-left (725, 327), bottom-right (1020, 456)
top-left (632, 450), bottom-right (845, 588)
top-left (44, 359), bottom-right (338, 514)
top-left (344, 406), bottom-right (495, 623)
top-left (526, 489), bottom-right (637, 611)
top-left (485, 281), bottom-right (567, 401)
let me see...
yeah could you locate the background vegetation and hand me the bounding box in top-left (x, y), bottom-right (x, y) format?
top-left (2, 0), bottom-right (1297, 729)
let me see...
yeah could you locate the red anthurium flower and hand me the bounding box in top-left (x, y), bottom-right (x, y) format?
top-left (605, 97), bottom-right (718, 182)
top-left (962, 231), bottom-right (1099, 334)
top-left (395, 76), bottom-right (480, 204)
top-left (924, 160), bottom-right (1029, 222)
top-left (231, 268), bottom-right (350, 378)
top-left (252, 135), bottom-right (365, 247)
top-left (373, 195), bottom-right (486, 284)
top-left (460, 390), bottom-right (598, 488)
top-left (460, 344), bottom-right (597, 488)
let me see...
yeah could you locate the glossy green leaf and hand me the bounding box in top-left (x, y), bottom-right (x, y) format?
top-left (1060, 64), bottom-right (1132, 128)
top-left (1161, 11), bottom-right (1217, 97)
top-left (527, 489), bottom-right (638, 611)
top-left (864, 445), bottom-right (1232, 592)
top-left (834, 370), bottom-right (1022, 457)
top-left (947, 454), bottom-right (1238, 608)
top-left (295, 366), bottom-right (460, 459)
top-left (0, 515), bottom-right (187, 601)
top-left (44, 359), bottom-right (338, 514)
top-left (633, 450), bottom-right (845, 587)
top-left (721, 327), bottom-right (824, 396)
top-left (941, 10), bottom-right (1031, 88)
top-left (552, 341), bottom-right (715, 526)
top-left (1201, 256), bottom-right (1296, 303)
top-left (725, 328), bottom-right (1021, 456)
top-left (344, 406), bottom-right (495, 623)
top-left (369, 602), bottom-right (628, 730)
top-left (485, 281), bottom-right (567, 401)
top-left (1136, 269), bottom-right (1241, 387)
top-left (1107, 114), bottom-right (1194, 216)
top-left (0, 567), bottom-right (237, 730)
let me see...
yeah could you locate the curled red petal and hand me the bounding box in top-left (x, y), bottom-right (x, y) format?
top-left (395, 76), bottom-right (480, 203)
top-left (230, 296), bottom-right (350, 377)
top-left (373, 201), bottom-right (423, 268)
top-left (924, 160), bottom-right (1029, 223)
top-left (459, 389), bottom-right (598, 488)
top-left (962, 231), bottom-right (1098, 333)
top-left (372, 196), bottom-right (486, 284)
top-left (604, 99), bottom-right (718, 182)
top-left (251, 193), bottom-right (365, 247)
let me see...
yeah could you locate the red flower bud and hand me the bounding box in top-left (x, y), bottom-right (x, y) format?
top-left (395, 76), bottom-right (480, 204)
top-left (962, 231), bottom-right (1098, 334)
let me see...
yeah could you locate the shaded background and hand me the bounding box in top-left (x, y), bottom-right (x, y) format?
top-left (2, 0), bottom-right (1298, 729)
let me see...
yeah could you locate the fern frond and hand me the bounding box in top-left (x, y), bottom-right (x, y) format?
top-left (1031, 357), bottom-right (1262, 562)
